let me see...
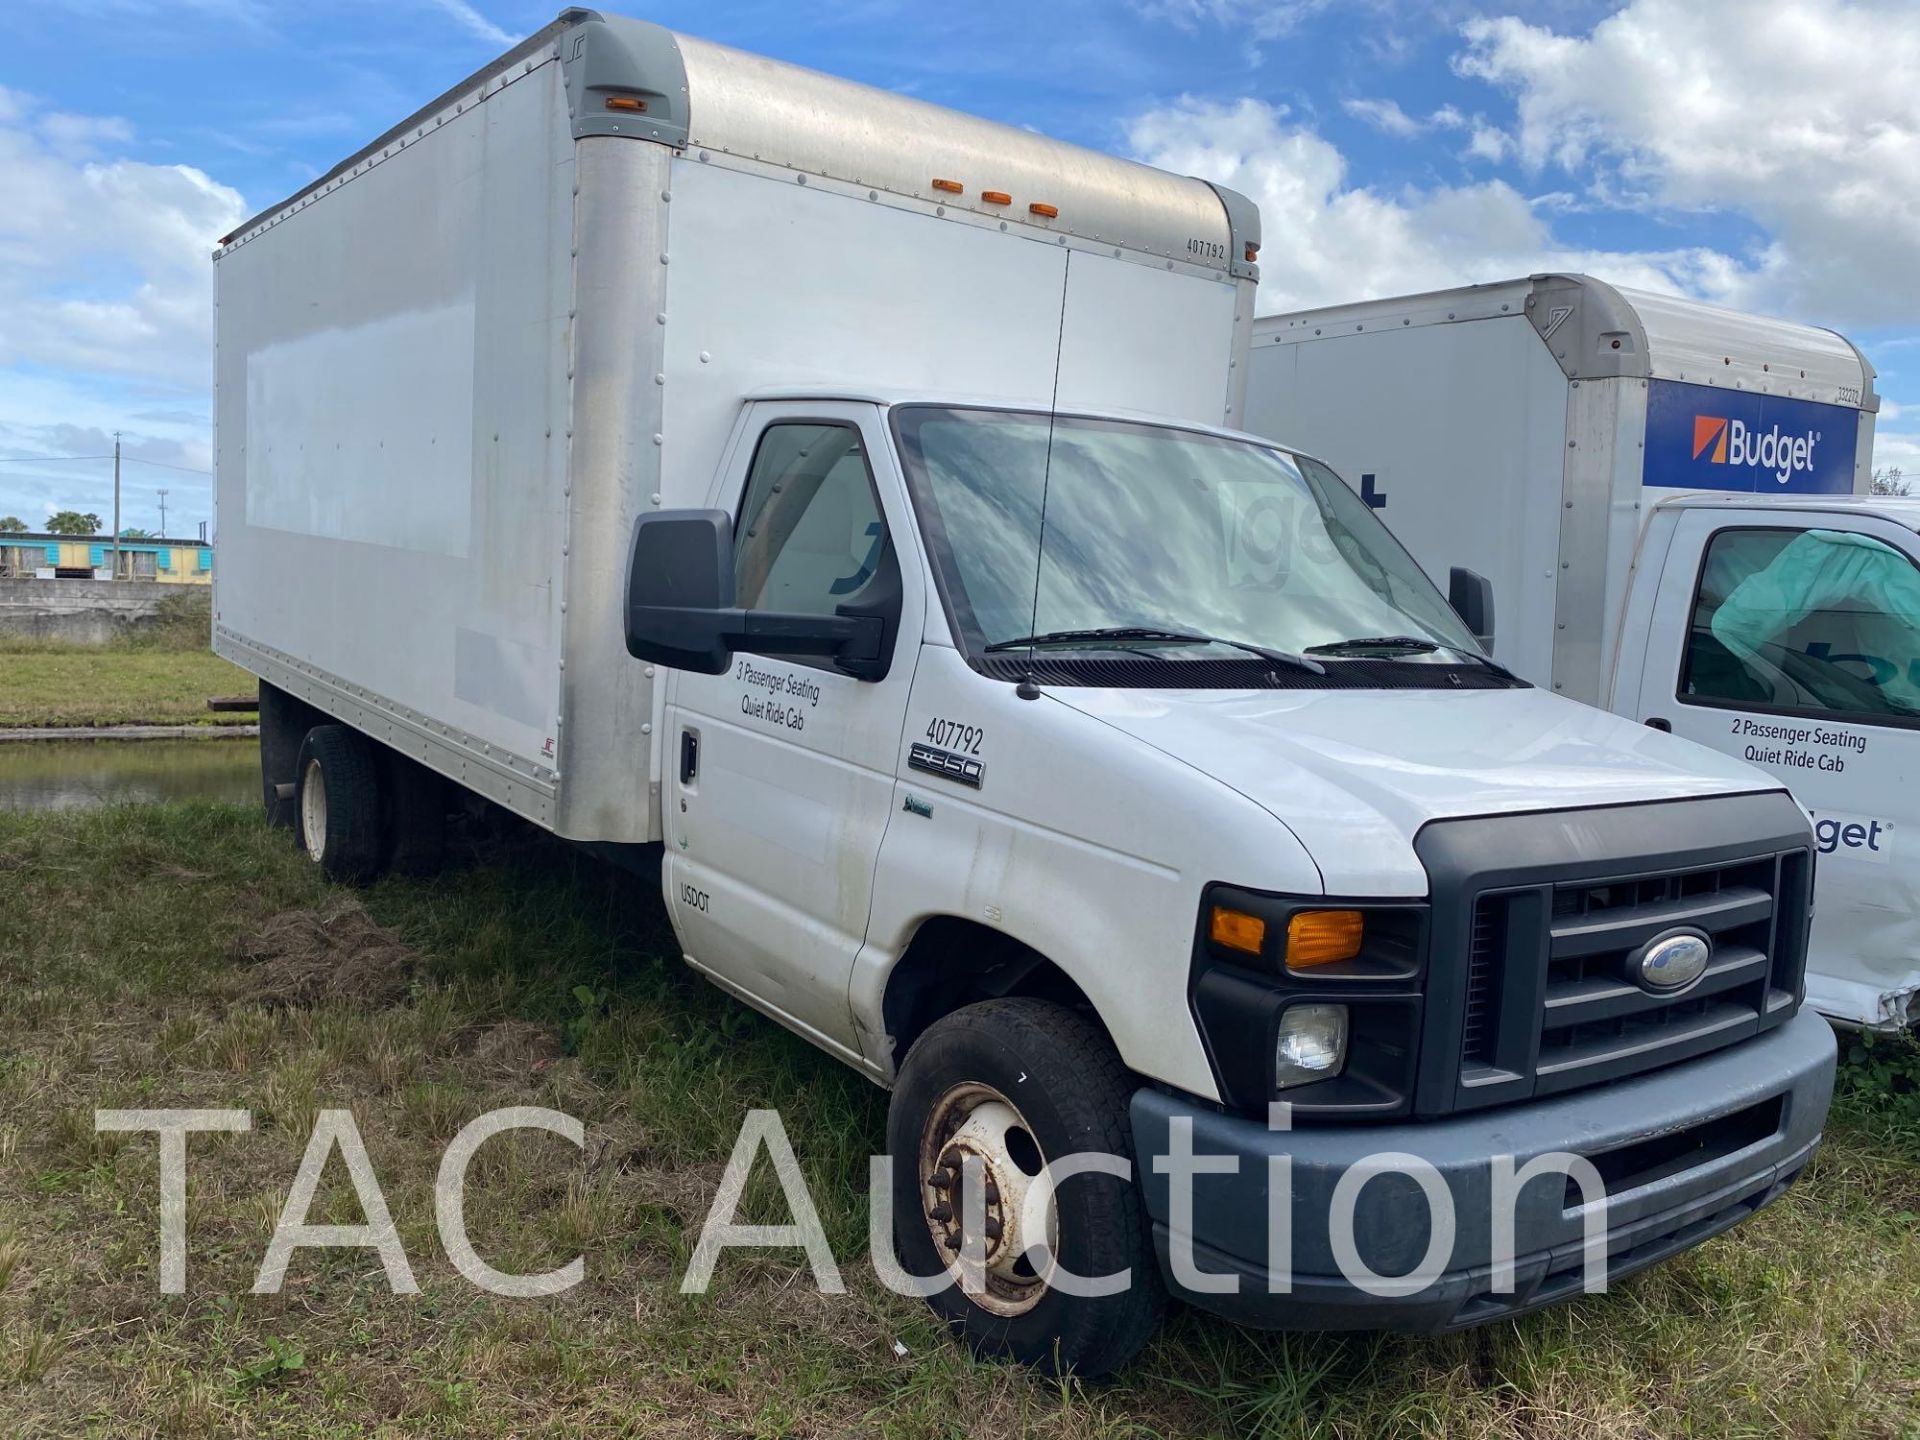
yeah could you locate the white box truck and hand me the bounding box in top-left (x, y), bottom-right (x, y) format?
top-left (216, 14), bottom-right (1834, 1376)
top-left (1245, 276), bottom-right (1919, 1031)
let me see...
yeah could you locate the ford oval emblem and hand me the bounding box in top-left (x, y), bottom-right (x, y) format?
top-left (1635, 930), bottom-right (1711, 992)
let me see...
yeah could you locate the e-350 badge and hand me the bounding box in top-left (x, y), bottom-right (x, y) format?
top-left (909, 742), bottom-right (983, 789)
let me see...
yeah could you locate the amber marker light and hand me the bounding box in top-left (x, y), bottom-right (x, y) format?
top-left (1209, 905), bottom-right (1267, 957)
top-left (604, 96), bottom-right (648, 112)
top-left (981, 190), bottom-right (1013, 205)
top-left (931, 178), bottom-right (964, 193)
top-left (1029, 202), bottom-right (1059, 218)
top-left (1285, 911), bottom-right (1365, 970)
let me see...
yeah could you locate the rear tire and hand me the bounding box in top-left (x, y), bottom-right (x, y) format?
top-left (887, 998), bottom-right (1165, 1379)
top-left (294, 725), bottom-right (384, 884)
top-left (381, 752), bottom-right (447, 877)
top-left (258, 682), bottom-right (317, 830)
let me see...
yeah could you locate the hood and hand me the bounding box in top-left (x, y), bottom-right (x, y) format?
top-left (1051, 684), bottom-right (1783, 896)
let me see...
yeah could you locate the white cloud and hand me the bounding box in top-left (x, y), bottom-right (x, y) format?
top-left (1873, 429), bottom-right (1920, 478)
top-left (1454, 0), bottom-right (1920, 325)
top-left (1128, 96), bottom-right (1761, 314)
top-left (1465, 121), bottom-right (1512, 164)
top-left (424, 0), bottom-right (519, 48)
top-left (1130, 0), bottom-right (1338, 41)
top-left (37, 112), bottom-right (136, 159)
top-left (1345, 96), bottom-right (1482, 141)
top-left (0, 86), bottom-right (245, 389)
top-left (1343, 97), bottom-right (1424, 138)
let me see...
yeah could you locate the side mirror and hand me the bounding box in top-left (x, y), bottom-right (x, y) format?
top-left (1448, 566), bottom-right (1496, 653)
top-left (624, 510), bottom-right (885, 676)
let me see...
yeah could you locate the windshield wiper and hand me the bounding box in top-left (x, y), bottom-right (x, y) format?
top-left (986, 626), bottom-right (1325, 675)
top-left (1308, 634), bottom-right (1522, 683)
top-left (1305, 635), bottom-right (1440, 655)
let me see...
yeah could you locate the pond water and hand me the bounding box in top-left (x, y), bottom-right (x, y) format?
top-left (0, 738), bottom-right (259, 812)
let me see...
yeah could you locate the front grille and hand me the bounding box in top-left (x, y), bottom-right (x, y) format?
top-left (1456, 849), bottom-right (1810, 1105)
top-left (1460, 899), bottom-right (1504, 1068)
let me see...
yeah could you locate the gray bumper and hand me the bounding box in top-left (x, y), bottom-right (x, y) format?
top-left (1131, 1008), bottom-right (1835, 1331)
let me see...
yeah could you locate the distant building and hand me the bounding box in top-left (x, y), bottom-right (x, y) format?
top-left (0, 532), bottom-right (213, 585)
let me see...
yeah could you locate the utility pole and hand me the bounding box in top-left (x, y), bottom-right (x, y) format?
top-left (111, 432), bottom-right (122, 580)
top-left (157, 488), bottom-right (168, 539)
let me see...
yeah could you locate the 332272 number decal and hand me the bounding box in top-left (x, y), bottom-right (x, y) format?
top-left (924, 718), bottom-right (982, 755)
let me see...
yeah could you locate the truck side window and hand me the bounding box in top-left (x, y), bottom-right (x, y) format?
top-left (734, 422), bottom-right (889, 657)
top-left (1680, 527), bottom-right (1920, 723)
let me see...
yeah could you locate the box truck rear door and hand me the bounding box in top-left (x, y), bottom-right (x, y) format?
top-left (662, 402), bottom-right (925, 1058)
top-left (1636, 506), bottom-right (1920, 1027)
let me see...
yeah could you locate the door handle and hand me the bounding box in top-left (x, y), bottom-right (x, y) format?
top-left (1644, 716), bottom-right (1672, 732)
top-left (679, 729), bottom-right (699, 783)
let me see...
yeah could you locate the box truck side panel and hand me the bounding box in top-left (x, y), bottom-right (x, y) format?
top-left (1243, 317), bottom-right (1571, 685)
top-left (215, 57), bottom-right (575, 827)
top-left (653, 156), bottom-right (1244, 515)
top-left (1053, 253), bottom-right (1237, 422)
top-left (1641, 379), bottom-right (1866, 498)
top-left (655, 157), bottom-right (1073, 507)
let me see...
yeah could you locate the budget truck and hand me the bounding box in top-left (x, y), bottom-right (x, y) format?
top-left (1245, 275), bottom-right (1919, 1031)
top-left (215, 13), bottom-right (1835, 1377)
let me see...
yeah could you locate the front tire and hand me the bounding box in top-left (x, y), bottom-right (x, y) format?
top-left (294, 725), bottom-right (384, 884)
top-left (887, 998), bottom-right (1165, 1378)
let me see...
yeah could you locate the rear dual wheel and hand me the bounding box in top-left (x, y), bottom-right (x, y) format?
top-left (294, 725), bottom-right (384, 884)
top-left (286, 724), bottom-right (448, 884)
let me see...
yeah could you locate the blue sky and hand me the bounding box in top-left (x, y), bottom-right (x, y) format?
top-left (1, 0), bottom-right (1916, 535)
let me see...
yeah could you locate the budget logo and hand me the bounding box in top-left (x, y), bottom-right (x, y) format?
top-left (1692, 415), bottom-right (1730, 464)
top-left (1690, 413), bottom-right (1818, 485)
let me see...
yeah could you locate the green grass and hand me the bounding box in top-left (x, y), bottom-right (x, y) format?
top-left (0, 636), bottom-right (254, 729)
top-left (0, 803), bottom-right (1916, 1437)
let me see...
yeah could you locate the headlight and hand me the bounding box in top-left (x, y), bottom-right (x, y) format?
top-left (1274, 1003), bottom-right (1349, 1088)
top-left (1191, 886), bottom-right (1428, 1116)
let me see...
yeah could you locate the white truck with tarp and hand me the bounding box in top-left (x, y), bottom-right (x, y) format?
top-left (1246, 275), bottom-right (1918, 1030)
top-left (215, 14), bottom-right (1835, 1376)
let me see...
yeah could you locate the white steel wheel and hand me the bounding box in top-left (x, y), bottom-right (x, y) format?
top-left (917, 1080), bottom-right (1060, 1318)
top-left (292, 725), bottom-right (384, 884)
top-left (886, 997), bottom-right (1165, 1378)
top-left (300, 757), bottom-right (329, 863)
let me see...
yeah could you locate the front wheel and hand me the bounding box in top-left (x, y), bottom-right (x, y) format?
top-left (886, 998), bottom-right (1165, 1378)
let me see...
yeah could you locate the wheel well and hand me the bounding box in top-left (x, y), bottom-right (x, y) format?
top-left (881, 916), bottom-right (1100, 1071)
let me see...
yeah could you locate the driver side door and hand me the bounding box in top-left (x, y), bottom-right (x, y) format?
top-left (662, 402), bottom-right (924, 1062)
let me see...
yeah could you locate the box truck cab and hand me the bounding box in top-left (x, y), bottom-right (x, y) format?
top-left (215, 17), bottom-right (1834, 1377)
top-left (1247, 276), bottom-right (1919, 1031)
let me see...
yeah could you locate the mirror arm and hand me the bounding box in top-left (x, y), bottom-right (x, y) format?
top-left (737, 610), bottom-right (882, 659)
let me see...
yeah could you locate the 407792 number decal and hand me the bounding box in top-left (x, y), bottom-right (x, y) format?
top-left (924, 718), bottom-right (983, 755)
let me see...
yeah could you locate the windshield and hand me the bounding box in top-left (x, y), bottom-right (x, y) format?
top-left (891, 406), bottom-right (1478, 662)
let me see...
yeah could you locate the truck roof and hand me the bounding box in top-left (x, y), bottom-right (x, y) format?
top-left (1254, 273), bottom-right (1876, 414)
top-left (217, 8), bottom-right (1258, 280)
top-left (1658, 492), bottom-right (1920, 531)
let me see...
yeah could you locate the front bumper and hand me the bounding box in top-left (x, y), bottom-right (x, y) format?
top-left (1131, 1007), bottom-right (1835, 1331)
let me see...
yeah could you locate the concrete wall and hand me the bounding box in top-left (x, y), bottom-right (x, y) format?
top-left (0, 579), bottom-right (209, 644)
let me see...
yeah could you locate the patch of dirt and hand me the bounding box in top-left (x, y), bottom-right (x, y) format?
top-left (231, 896), bottom-right (418, 1009)
top-left (467, 1019), bottom-right (563, 1075)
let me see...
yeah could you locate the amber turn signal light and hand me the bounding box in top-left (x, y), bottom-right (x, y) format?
top-left (1285, 911), bottom-right (1364, 969)
top-left (1209, 905), bottom-right (1267, 957)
